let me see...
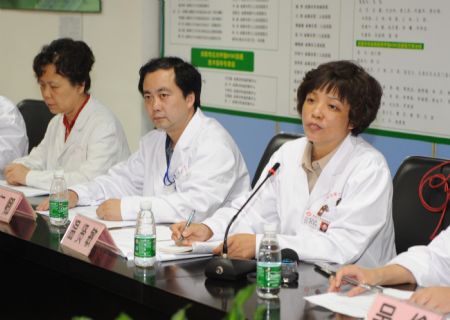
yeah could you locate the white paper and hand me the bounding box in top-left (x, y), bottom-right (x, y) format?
top-left (38, 205), bottom-right (137, 229)
top-left (304, 288), bottom-right (413, 318)
top-left (109, 227), bottom-right (212, 261)
top-left (158, 240), bottom-right (221, 254)
top-left (0, 180), bottom-right (48, 197)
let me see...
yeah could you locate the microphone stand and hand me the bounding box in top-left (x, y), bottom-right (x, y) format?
top-left (204, 163), bottom-right (280, 281)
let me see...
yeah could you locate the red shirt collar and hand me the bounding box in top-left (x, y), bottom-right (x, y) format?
top-left (63, 94), bottom-right (90, 142)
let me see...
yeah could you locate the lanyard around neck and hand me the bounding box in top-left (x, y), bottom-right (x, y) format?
top-left (163, 136), bottom-right (175, 186)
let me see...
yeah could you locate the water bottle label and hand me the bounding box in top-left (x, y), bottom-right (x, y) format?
top-left (49, 200), bottom-right (69, 219)
top-left (257, 262), bottom-right (281, 289)
top-left (134, 235), bottom-right (156, 258)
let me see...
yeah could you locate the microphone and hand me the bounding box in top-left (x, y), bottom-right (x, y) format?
top-left (281, 248), bottom-right (299, 262)
top-left (205, 162), bottom-right (281, 281)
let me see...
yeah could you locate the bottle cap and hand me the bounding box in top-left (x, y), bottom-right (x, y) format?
top-left (263, 223), bottom-right (277, 233)
top-left (54, 169), bottom-right (64, 178)
top-left (140, 200), bottom-right (152, 210)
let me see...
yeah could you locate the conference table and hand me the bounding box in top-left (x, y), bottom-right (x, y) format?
top-left (0, 202), bottom-right (351, 319)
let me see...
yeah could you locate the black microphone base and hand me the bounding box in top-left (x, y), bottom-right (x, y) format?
top-left (205, 256), bottom-right (256, 281)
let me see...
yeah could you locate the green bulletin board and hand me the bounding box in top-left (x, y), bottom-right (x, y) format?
top-left (163, 0), bottom-right (450, 144)
top-left (0, 0), bottom-right (101, 13)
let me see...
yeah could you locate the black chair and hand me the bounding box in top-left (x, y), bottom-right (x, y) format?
top-left (251, 132), bottom-right (302, 188)
top-left (392, 156), bottom-right (450, 254)
top-left (17, 99), bottom-right (54, 153)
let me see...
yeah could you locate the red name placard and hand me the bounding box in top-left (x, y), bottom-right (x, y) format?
top-left (0, 186), bottom-right (36, 223)
top-left (61, 214), bottom-right (123, 257)
top-left (367, 293), bottom-right (444, 320)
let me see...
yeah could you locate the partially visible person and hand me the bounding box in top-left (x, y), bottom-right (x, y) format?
top-left (4, 38), bottom-right (130, 190)
top-left (171, 60), bottom-right (396, 268)
top-left (0, 96), bottom-right (28, 178)
top-left (329, 225), bottom-right (450, 315)
top-left (38, 57), bottom-right (250, 223)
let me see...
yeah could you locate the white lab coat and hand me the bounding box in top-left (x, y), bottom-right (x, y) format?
top-left (0, 96), bottom-right (28, 178)
top-left (203, 135), bottom-right (396, 268)
top-left (71, 108), bottom-right (250, 222)
top-left (13, 96), bottom-right (130, 190)
top-left (389, 226), bottom-right (450, 287)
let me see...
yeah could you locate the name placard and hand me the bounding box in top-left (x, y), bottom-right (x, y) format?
top-left (367, 293), bottom-right (444, 320)
top-left (61, 214), bottom-right (123, 257)
top-left (0, 186), bottom-right (36, 223)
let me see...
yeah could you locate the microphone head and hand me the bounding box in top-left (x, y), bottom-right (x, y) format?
top-left (281, 248), bottom-right (299, 262)
top-left (267, 162), bottom-right (281, 177)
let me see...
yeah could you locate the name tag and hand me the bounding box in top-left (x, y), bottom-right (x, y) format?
top-left (303, 209), bottom-right (330, 233)
top-left (61, 214), bottom-right (122, 257)
top-left (367, 293), bottom-right (444, 320)
top-left (0, 186), bottom-right (36, 223)
top-left (303, 210), bottom-right (319, 229)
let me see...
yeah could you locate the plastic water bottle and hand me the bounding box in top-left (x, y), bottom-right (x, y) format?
top-left (49, 169), bottom-right (69, 226)
top-left (257, 223), bottom-right (281, 299)
top-left (134, 200), bottom-right (156, 268)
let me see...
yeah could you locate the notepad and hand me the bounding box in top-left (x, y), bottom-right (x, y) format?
top-left (108, 227), bottom-right (215, 262)
top-left (158, 241), bottom-right (221, 254)
top-left (37, 205), bottom-right (137, 230)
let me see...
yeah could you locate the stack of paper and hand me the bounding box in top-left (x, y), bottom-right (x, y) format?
top-left (304, 288), bottom-right (413, 318)
top-left (37, 205), bottom-right (136, 229)
top-left (109, 226), bottom-right (215, 262)
top-left (0, 180), bottom-right (48, 197)
top-left (159, 241), bottom-right (221, 254)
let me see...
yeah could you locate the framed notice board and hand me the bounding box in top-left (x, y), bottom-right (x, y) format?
top-left (0, 0), bottom-right (101, 12)
top-left (162, 0), bottom-right (450, 144)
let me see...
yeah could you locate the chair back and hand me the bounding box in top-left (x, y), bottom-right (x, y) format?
top-left (393, 156), bottom-right (450, 254)
top-left (17, 99), bottom-right (54, 153)
top-left (252, 132), bottom-right (302, 187)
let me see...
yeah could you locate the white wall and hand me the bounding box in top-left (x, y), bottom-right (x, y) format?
top-left (0, 0), bottom-right (160, 151)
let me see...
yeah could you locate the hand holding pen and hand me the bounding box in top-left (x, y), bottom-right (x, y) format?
top-left (324, 264), bottom-right (384, 296)
top-left (170, 213), bottom-right (214, 245)
top-left (339, 274), bottom-right (383, 293)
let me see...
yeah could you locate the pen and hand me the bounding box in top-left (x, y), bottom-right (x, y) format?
top-left (178, 210), bottom-right (196, 242)
top-left (341, 275), bottom-right (383, 293)
top-left (314, 263), bottom-right (383, 293)
top-left (107, 225), bottom-right (135, 231)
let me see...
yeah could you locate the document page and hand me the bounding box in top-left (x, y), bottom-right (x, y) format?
top-left (158, 240), bottom-right (221, 254)
top-left (109, 226), bottom-right (213, 262)
top-left (304, 288), bottom-right (413, 318)
top-left (38, 205), bottom-right (137, 229)
top-left (0, 180), bottom-right (48, 197)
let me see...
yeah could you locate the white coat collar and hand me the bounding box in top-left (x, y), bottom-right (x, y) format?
top-left (68, 95), bottom-right (96, 132)
top-left (57, 96), bottom-right (96, 158)
top-left (172, 108), bottom-right (205, 151)
top-left (166, 108), bottom-right (205, 170)
top-left (308, 134), bottom-right (356, 203)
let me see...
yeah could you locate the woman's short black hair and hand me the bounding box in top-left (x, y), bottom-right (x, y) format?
top-left (33, 38), bottom-right (95, 93)
top-left (297, 60), bottom-right (382, 136)
top-left (138, 56), bottom-right (201, 110)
